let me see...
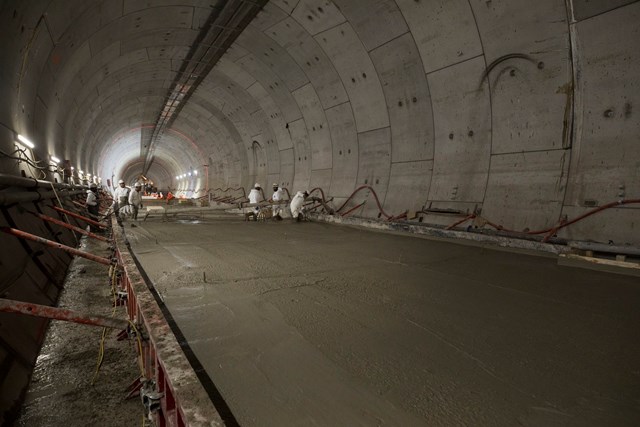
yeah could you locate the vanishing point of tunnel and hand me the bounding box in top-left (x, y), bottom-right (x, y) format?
top-left (0, 0), bottom-right (639, 426)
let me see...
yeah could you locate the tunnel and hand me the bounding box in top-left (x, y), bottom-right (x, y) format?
top-left (0, 0), bottom-right (639, 425)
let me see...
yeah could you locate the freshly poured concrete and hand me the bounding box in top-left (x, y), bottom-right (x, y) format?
top-left (127, 215), bottom-right (640, 426)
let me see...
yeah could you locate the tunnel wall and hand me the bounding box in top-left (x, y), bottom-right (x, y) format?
top-left (0, 0), bottom-right (638, 245)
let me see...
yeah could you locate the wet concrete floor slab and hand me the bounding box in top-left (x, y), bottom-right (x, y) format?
top-left (126, 214), bottom-right (640, 426)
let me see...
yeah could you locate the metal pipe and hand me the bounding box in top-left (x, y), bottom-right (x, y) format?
top-left (0, 173), bottom-right (84, 190)
top-left (567, 241), bottom-right (640, 256)
top-left (51, 206), bottom-right (107, 229)
top-left (1, 227), bottom-right (114, 266)
top-left (29, 211), bottom-right (110, 242)
top-left (0, 298), bottom-right (128, 329)
top-left (0, 189), bottom-right (85, 206)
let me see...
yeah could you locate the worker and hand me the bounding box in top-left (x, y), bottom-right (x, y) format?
top-left (85, 184), bottom-right (100, 219)
top-left (112, 179), bottom-right (130, 218)
top-left (246, 183), bottom-right (262, 220)
top-left (290, 190), bottom-right (309, 222)
top-left (166, 191), bottom-right (174, 204)
top-left (128, 182), bottom-right (143, 220)
top-left (270, 183), bottom-right (284, 220)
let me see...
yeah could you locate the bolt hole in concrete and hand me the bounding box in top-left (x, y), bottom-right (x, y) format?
top-left (125, 215), bottom-right (640, 426)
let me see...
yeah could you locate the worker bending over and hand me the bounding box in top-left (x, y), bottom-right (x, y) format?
top-left (85, 184), bottom-right (100, 219)
top-left (246, 183), bottom-right (262, 220)
top-left (112, 179), bottom-right (130, 218)
top-left (290, 191), bottom-right (309, 222)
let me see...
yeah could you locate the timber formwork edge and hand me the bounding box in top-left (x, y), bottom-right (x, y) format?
top-left (111, 217), bottom-right (224, 427)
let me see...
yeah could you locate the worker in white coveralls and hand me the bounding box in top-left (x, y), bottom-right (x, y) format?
top-left (85, 184), bottom-right (100, 220)
top-left (112, 179), bottom-right (130, 218)
top-left (290, 190), bottom-right (308, 222)
top-left (270, 183), bottom-right (284, 220)
top-left (128, 182), bottom-right (143, 220)
top-left (246, 183), bottom-right (262, 220)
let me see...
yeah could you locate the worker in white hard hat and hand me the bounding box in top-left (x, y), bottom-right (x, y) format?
top-left (112, 179), bottom-right (130, 219)
top-left (269, 183), bottom-right (285, 220)
top-left (85, 183), bottom-right (100, 222)
top-left (128, 182), bottom-right (143, 220)
top-left (290, 190), bottom-right (309, 222)
top-left (246, 183), bottom-right (262, 220)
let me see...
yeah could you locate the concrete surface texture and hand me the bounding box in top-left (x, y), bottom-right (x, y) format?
top-left (16, 236), bottom-right (141, 427)
top-left (127, 216), bottom-right (640, 426)
top-left (0, 1), bottom-right (638, 245)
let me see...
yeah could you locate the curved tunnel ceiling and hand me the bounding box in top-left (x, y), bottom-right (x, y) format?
top-left (1, 0), bottom-right (638, 245)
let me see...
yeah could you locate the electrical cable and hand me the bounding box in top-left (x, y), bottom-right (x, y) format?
top-left (91, 265), bottom-right (119, 385)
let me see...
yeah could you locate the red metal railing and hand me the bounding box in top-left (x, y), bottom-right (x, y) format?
top-left (112, 218), bottom-right (224, 426)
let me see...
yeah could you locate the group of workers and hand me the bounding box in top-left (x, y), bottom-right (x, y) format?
top-left (111, 179), bottom-right (144, 220)
top-left (249, 182), bottom-right (309, 222)
top-left (86, 178), bottom-right (310, 223)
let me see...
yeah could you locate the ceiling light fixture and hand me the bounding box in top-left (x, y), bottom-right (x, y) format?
top-left (16, 134), bottom-right (35, 148)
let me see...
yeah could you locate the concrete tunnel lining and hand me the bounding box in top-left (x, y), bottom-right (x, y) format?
top-left (2, 0), bottom-right (638, 243)
top-left (1, 0), bottom-right (640, 424)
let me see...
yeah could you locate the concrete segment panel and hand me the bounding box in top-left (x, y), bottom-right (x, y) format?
top-left (236, 25), bottom-right (309, 92)
top-left (469, 0), bottom-right (571, 154)
top-left (333, 0), bottom-right (408, 51)
top-left (316, 22), bottom-right (390, 133)
top-left (123, 0), bottom-right (213, 15)
top-left (427, 56), bottom-right (491, 203)
top-left (264, 136), bottom-right (282, 178)
top-left (216, 58), bottom-right (256, 90)
top-left (558, 206), bottom-right (639, 246)
top-left (565, 3), bottom-right (640, 206)
top-left (309, 168), bottom-right (332, 193)
top-left (397, 0), bottom-right (482, 74)
top-left (271, 0), bottom-right (300, 15)
top-left (245, 81), bottom-right (294, 151)
top-left (488, 52), bottom-right (571, 154)
top-left (292, 83), bottom-right (332, 171)
top-left (371, 32), bottom-right (434, 163)
top-left (17, 19), bottom-right (54, 131)
top-left (248, 134), bottom-right (268, 186)
top-left (482, 150), bottom-right (570, 232)
top-left (251, 2), bottom-right (289, 31)
top-left (326, 102), bottom-right (358, 197)
top-left (88, 6), bottom-right (193, 54)
top-left (356, 127), bottom-right (391, 217)
top-left (279, 147), bottom-right (295, 189)
top-left (469, 0), bottom-right (568, 65)
top-left (220, 43), bottom-right (249, 63)
top-left (120, 28), bottom-right (199, 53)
top-left (570, 0), bottom-right (637, 22)
top-left (267, 17), bottom-right (348, 109)
top-left (290, 118), bottom-right (312, 191)
top-left (385, 160), bottom-right (433, 214)
top-left (46, 0), bottom-right (123, 44)
top-left (291, 0), bottom-right (346, 35)
top-left (236, 54), bottom-right (302, 124)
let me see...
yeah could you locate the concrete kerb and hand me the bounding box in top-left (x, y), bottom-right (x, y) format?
top-left (310, 214), bottom-right (640, 276)
top-left (310, 213), bottom-right (568, 257)
top-left (112, 219), bottom-right (224, 426)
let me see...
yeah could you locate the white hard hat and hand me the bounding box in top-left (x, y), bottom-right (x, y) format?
top-left (272, 183), bottom-right (278, 187)
top-left (254, 183), bottom-right (260, 188)
top-left (118, 179), bottom-right (125, 184)
top-left (135, 182), bottom-right (141, 187)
